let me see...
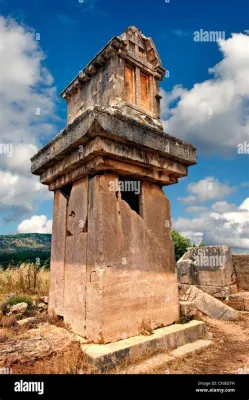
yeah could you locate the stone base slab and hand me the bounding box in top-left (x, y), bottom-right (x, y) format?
top-left (81, 320), bottom-right (206, 371)
top-left (118, 339), bottom-right (212, 374)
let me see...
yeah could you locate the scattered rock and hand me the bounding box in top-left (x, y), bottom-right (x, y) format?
top-left (0, 315), bottom-right (17, 328)
top-left (37, 303), bottom-right (47, 311)
top-left (180, 301), bottom-right (197, 319)
top-left (17, 317), bottom-right (37, 328)
top-left (40, 296), bottom-right (48, 304)
top-left (185, 285), bottom-right (239, 321)
top-left (10, 303), bottom-right (28, 315)
top-left (224, 292), bottom-right (249, 311)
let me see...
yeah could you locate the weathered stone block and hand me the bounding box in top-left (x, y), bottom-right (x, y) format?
top-left (180, 301), bottom-right (197, 319)
top-left (49, 190), bottom-right (67, 317)
top-left (177, 260), bottom-right (193, 284)
top-left (181, 283), bottom-right (238, 298)
top-left (67, 178), bottom-right (88, 235)
top-left (185, 285), bottom-right (239, 321)
top-left (177, 246), bottom-right (235, 289)
top-left (64, 233), bottom-right (87, 336)
top-left (233, 255), bottom-right (249, 291)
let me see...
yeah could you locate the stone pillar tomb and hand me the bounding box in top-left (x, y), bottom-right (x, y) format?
top-left (31, 26), bottom-right (197, 344)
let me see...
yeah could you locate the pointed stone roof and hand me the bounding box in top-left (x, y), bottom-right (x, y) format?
top-left (119, 26), bottom-right (163, 67)
top-left (61, 26), bottom-right (166, 99)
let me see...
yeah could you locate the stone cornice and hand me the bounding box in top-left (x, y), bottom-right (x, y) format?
top-left (31, 107), bottom-right (197, 176)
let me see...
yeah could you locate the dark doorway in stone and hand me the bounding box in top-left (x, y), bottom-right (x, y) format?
top-left (60, 183), bottom-right (72, 200)
top-left (119, 178), bottom-right (140, 215)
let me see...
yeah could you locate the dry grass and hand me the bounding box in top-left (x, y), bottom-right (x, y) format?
top-left (0, 326), bottom-right (18, 342)
top-left (0, 264), bottom-right (99, 374)
top-left (0, 263), bottom-right (49, 301)
top-left (139, 319), bottom-right (154, 336)
top-left (13, 342), bottom-right (99, 375)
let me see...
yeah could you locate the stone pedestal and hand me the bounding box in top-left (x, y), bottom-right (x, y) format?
top-left (56, 172), bottom-right (180, 343)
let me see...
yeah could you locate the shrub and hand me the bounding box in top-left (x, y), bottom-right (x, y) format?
top-left (171, 230), bottom-right (192, 261)
top-left (1, 295), bottom-right (33, 315)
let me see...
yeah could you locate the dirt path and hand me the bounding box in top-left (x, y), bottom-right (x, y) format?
top-left (153, 313), bottom-right (249, 374)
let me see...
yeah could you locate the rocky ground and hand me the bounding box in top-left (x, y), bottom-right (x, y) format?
top-left (1, 290), bottom-right (249, 375)
top-left (1, 305), bottom-right (249, 374)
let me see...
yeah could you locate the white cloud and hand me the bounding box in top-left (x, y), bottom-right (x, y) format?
top-left (0, 171), bottom-right (52, 211)
top-left (173, 197), bottom-right (249, 252)
top-left (179, 231), bottom-right (204, 245)
top-left (211, 201), bottom-right (238, 213)
top-left (162, 33), bottom-right (249, 155)
top-left (178, 177), bottom-right (236, 204)
top-left (185, 206), bottom-right (208, 214)
top-left (0, 17), bottom-right (57, 223)
top-left (4, 144), bottom-right (38, 174)
top-left (17, 215), bottom-right (52, 234)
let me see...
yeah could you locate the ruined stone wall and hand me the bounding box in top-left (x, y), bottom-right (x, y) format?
top-left (177, 246), bottom-right (249, 296)
top-left (177, 246), bottom-right (238, 298)
top-left (232, 255), bottom-right (249, 291)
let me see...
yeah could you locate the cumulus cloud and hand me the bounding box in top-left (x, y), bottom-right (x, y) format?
top-left (173, 197), bottom-right (249, 252)
top-left (211, 201), bottom-right (238, 213)
top-left (17, 215), bottom-right (52, 234)
top-left (178, 177), bottom-right (236, 204)
top-left (162, 33), bottom-right (249, 156)
top-left (0, 17), bottom-right (57, 223)
top-left (178, 231), bottom-right (204, 245)
top-left (185, 206), bottom-right (208, 214)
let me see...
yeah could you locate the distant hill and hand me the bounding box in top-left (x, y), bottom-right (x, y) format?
top-left (0, 233), bottom-right (51, 269)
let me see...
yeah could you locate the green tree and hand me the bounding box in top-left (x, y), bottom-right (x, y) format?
top-left (171, 230), bottom-right (192, 261)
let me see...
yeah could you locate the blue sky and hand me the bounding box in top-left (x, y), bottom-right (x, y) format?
top-left (0, 0), bottom-right (248, 252)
